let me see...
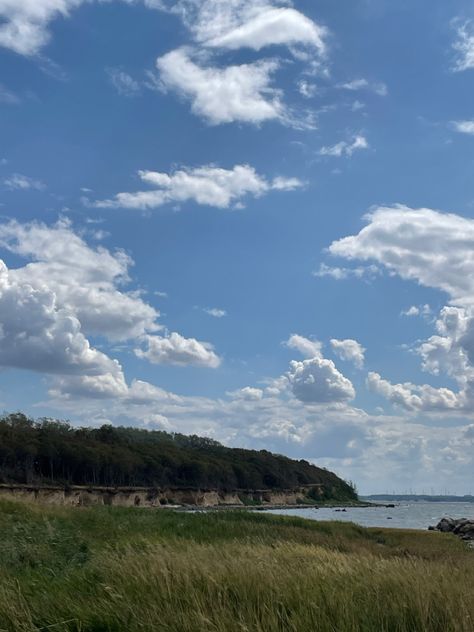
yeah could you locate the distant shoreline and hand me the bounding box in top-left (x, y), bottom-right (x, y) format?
top-left (363, 495), bottom-right (474, 503)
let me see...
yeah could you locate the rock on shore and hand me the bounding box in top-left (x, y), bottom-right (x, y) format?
top-left (429, 518), bottom-right (474, 541)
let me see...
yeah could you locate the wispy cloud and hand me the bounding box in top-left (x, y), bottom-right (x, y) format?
top-left (0, 83), bottom-right (20, 104)
top-left (203, 307), bottom-right (227, 318)
top-left (338, 78), bottom-right (388, 96)
top-left (175, 1), bottom-right (328, 57)
top-left (107, 68), bottom-right (141, 97)
top-left (314, 263), bottom-right (380, 280)
top-left (319, 135), bottom-right (369, 158)
top-left (452, 20), bottom-right (474, 72)
top-left (3, 173), bottom-right (45, 191)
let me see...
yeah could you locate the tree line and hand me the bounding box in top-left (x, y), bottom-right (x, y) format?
top-left (0, 413), bottom-right (357, 500)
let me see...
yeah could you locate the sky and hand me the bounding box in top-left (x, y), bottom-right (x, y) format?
top-left (1, 0), bottom-right (474, 494)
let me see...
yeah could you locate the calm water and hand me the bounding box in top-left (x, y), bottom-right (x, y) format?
top-left (266, 502), bottom-right (474, 530)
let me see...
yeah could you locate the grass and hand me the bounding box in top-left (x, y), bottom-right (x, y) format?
top-left (0, 500), bottom-right (472, 631)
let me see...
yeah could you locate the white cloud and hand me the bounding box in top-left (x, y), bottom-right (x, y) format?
top-left (0, 0), bottom-right (167, 56)
top-left (367, 372), bottom-right (462, 413)
top-left (0, 219), bottom-right (223, 405)
top-left (4, 173), bottom-right (45, 191)
top-left (327, 205), bottom-right (474, 414)
top-left (453, 21), bottom-right (474, 72)
top-left (0, 259), bottom-right (122, 378)
top-left (94, 164), bottom-right (302, 210)
top-left (417, 307), bottom-right (474, 384)
top-left (401, 304), bottom-right (431, 318)
top-left (285, 334), bottom-right (322, 359)
top-left (328, 205), bottom-right (474, 307)
top-left (156, 48), bottom-right (286, 126)
top-left (452, 120), bottom-right (474, 135)
top-left (228, 386), bottom-right (264, 401)
top-left (297, 80), bottom-right (317, 98)
top-left (319, 135), bottom-right (369, 158)
top-left (107, 68), bottom-right (141, 97)
top-left (314, 263), bottom-right (380, 281)
top-left (0, 219), bottom-right (159, 341)
top-left (0, 0), bottom-right (81, 56)
top-left (203, 307), bottom-right (227, 318)
top-left (287, 357), bottom-right (355, 404)
top-left (330, 338), bottom-right (365, 369)
top-left (0, 0), bottom-right (327, 64)
top-left (192, 4), bottom-right (327, 55)
top-left (0, 219), bottom-right (221, 369)
top-left (136, 332), bottom-right (221, 368)
top-left (402, 305), bottom-right (420, 317)
top-left (338, 78), bottom-right (387, 96)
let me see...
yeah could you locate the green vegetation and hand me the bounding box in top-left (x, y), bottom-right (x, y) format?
top-left (0, 414), bottom-right (356, 501)
top-left (0, 500), bottom-right (472, 631)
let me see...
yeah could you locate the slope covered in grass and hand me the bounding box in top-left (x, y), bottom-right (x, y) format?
top-left (0, 500), bottom-right (472, 631)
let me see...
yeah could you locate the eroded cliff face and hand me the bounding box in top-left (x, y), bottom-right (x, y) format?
top-left (0, 484), bottom-right (323, 508)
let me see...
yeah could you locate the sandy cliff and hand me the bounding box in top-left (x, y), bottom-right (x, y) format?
top-left (0, 483), bottom-right (323, 508)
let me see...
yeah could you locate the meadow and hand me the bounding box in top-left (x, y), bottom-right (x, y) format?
top-left (0, 499), bottom-right (472, 632)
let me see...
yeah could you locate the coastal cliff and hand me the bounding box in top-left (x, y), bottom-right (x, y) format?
top-left (0, 483), bottom-right (324, 508)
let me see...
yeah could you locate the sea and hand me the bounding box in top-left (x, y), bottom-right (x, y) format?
top-left (266, 502), bottom-right (474, 530)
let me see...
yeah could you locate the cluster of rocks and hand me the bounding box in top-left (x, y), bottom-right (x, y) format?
top-left (429, 517), bottom-right (474, 541)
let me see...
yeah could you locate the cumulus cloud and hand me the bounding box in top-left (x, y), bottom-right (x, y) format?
top-left (228, 386), bottom-right (264, 401)
top-left (94, 164), bottom-right (302, 210)
top-left (325, 205), bottom-right (474, 414)
top-left (319, 135), bottom-right (369, 158)
top-left (156, 48), bottom-right (286, 126)
top-left (287, 357), bottom-right (355, 404)
top-left (0, 259), bottom-right (121, 377)
top-left (417, 307), bottom-right (474, 382)
top-left (4, 173), bottom-right (45, 191)
top-left (452, 120), bottom-right (474, 135)
top-left (285, 334), bottom-right (322, 359)
top-left (401, 304), bottom-right (431, 318)
top-left (330, 338), bottom-right (365, 369)
top-left (367, 372), bottom-right (462, 412)
top-left (453, 20), bottom-right (474, 72)
top-left (0, 220), bottom-right (220, 376)
top-left (328, 205), bottom-right (474, 307)
top-left (136, 332), bottom-right (221, 368)
top-left (0, 219), bottom-right (158, 341)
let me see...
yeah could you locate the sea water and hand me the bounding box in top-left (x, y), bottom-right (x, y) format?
top-left (266, 502), bottom-right (474, 530)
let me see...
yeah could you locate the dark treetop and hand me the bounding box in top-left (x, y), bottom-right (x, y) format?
top-left (0, 413), bottom-right (356, 500)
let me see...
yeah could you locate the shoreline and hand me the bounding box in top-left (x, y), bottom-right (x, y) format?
top-left (182, 501), bottom-right (382, 512)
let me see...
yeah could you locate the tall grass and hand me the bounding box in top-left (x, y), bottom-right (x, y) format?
top-left (0, 500), bottom-right (472, 631)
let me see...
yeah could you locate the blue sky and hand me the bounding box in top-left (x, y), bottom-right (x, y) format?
top-left (1, 0), bottom-right (474, 493)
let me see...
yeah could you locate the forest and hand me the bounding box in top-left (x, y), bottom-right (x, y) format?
top-left (0, 413), bottom-right (356, 500)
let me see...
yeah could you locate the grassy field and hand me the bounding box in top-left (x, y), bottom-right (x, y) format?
top-left (0, 500), bottom-right (472, 631)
